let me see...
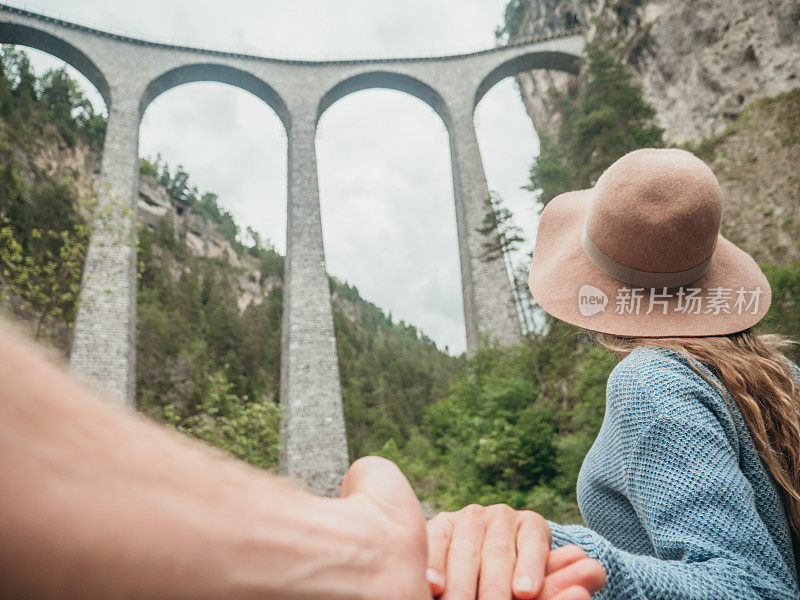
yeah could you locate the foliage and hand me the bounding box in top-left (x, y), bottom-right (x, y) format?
top-left (136, 220), bottom-right (284, 431)
top-left (38, 67), bottom-right (106, 149)
top-left (761, 259), bottom-right (800, 364)
top-left (0, 47), bottom-right (102, 238)
top-left (477, 191), bottom-right (525, 263)
top-left (495, 0), bottom-right (530, 41)
top-left (332, 276), bottom-right (462, 459)
top-left (380, 329), bottom-right (617, 522)
top-left (163, 371), bottom-right (282, 469)
top-left (0, 217), bottom-right (88, 339)
top-left (137, 212), bottom-right (461, 467)
top-left (139, 155), bottom-right (241, 248)
top-left (138, 156), bottom-right (159, 177)
top-left (136, 208), bottom-right (463, 467)
top-left (0, 45), bottom-right (106, 151)
top-left (528, 39), bottom-right (664, 205)
top-left (0, 46), bottom-right (102, 344)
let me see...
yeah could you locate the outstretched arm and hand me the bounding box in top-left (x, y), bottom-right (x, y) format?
top-left (548, 354), bottom-right (800, 600)
top-left (0, 320), bottom-right (429, 600)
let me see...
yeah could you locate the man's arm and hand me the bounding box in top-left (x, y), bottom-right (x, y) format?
top-left (0, 320), bottom-right (429, 600)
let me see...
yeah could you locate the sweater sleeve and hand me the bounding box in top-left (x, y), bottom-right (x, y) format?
top-left (548, 356), bottom-right (800, 600)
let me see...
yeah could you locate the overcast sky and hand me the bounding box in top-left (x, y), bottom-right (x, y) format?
top-left (14, 0), bottom-right (541, 355)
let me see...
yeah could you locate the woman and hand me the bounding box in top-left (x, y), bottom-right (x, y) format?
top-left (425, 149), bottom-right (800, 600)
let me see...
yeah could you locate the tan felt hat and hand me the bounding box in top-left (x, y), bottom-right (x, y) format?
top-left (528, 148), bottom-right (771, 337)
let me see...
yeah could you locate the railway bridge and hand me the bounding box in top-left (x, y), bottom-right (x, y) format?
top-left (0, 3), bottom-right (584, 494)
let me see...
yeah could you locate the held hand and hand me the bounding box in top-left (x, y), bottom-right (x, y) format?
top-left (426, 504), bottom-right (606, 600)
top-left (337, 456), bottom-right (431, 600)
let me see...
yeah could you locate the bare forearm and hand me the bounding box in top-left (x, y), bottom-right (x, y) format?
top-left (0, 322), bottom-right (377, 600)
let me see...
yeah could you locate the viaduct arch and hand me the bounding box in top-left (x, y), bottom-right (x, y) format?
top-left (0, 20), bottom-right (110, 105)
top-left (0, 3), bottom-right (584, 495)
top-left (317, 71), bottom-right (451, 126)
top-left (141, 63), bottom-right (290, 130)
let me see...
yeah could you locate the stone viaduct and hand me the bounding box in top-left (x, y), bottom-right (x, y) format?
top-left (0, 3), bottom-right (584, 495)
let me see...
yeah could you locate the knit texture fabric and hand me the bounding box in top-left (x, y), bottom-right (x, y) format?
top-left (548, 345), bottom-right (800, 599)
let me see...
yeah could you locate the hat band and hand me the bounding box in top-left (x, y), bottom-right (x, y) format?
top-left (580, 228), bottom-right (714, 288)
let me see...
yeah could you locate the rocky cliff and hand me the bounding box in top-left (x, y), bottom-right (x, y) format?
top-left (509, 0), bottom-right (800, 263)
top-left (513, 0), bottom-right (800, 145)
top-left (137, 175), bottom-right (279, 313)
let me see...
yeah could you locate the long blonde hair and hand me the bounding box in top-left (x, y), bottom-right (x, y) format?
top-left (596, 330), bottom-right (800, 540)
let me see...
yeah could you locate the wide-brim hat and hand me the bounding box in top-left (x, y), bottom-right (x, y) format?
top-left (528, 148), bottom-right (771, 337)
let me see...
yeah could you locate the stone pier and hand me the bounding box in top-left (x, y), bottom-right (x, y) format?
top-left (280, 109), bottom-right (349, 495)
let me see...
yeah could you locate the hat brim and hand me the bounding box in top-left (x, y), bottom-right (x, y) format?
top-left (529, 189), bottom-right (772, 337)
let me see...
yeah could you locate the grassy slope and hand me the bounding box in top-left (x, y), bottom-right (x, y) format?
top-left (694, 88), bottom-right (800, 265)
top-left (690, 90), bottom-right (800, 359)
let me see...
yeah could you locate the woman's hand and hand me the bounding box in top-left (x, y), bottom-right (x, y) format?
top-left (426, 504), bottom-right (606, 600)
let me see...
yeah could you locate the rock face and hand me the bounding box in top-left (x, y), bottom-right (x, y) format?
top-left (137, 174), bottom-right (267, 313)
top-left (139, 175), bottom-right (241, 267)
top-left (514, 0), bottom-right (800, 145)
top-left (514, 0), bottom-right (584, 140)
top-left (699, 89), bottom-right (800, 264)
top-left (511, 0), bottom-right (800, 265)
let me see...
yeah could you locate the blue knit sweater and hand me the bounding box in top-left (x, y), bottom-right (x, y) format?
top-left (548, 345), bottom-right (800, 599)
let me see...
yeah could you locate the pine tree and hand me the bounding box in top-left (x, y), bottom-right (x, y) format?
top-left (477, 192), bottom-right (543, 389)
top-left (528, 39), bottom-right (665, 206)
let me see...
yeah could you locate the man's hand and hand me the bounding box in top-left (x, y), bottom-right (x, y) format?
top-left (426, 504), bottom-right (606, 600)
top-left (335, 456), bottom-right (430, 600)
